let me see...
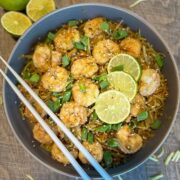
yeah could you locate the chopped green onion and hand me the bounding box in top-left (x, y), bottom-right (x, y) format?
top-left (66, 75), bottom-right (74, 90)
top-left (74, 41), bottom-right (85, 50)
top-left (68, 20), bottom-right (79, 26)
top-left (90, 111), bottom-right (98, 120)
top-left (151, 174), bottom-right (164, 180)
top-left (46, 32), bottom-right (55, 43)
top-left (62, 90), bottom-right (71, 104)
top-left (156, 147), bottom-right (164, 158)
top-left (128, 120), bottom-right (137, 129)
top-left (117, 175), bottom-right (123, 180)
top-left (29, 73), bottom-right (40, 83)
top-left (51, 92), bottom-right (61, 97)
top-left (21, 61), bottom-right (33, 79)
top-left (100, 80), bottom-right (109, 89)
top-left (149, 155), bottom-right (159, 162)
top-left (103, 151), bottom-right (112, 166)
top-left (137, 111), bottom-right (148, 121)
top-left (155, 54), bottom-right (164, 69)
top-left (87, 132), bottom-right (94, 144)
top-left (100, 22), bottom-right (110, 33)
top-left (164, 152), bottom-right (174, 166)
top-left (151, 119), bottom-right (161, 129)
top-left (26, 174), bottom-right (34, 180)
top-left (79, 83), bottom-right (86, 93)
top-left (107, 138), bottom-right (119, 148)
top-left (96, 124), bottom-right (111, 133)
top-left (47, 99), bottom-right (61, 113)
top-left (62, 54), bottom-right (70, 67)
top-left (111, 65), bottom-right (124, 72)
top-left (81, 127), bottom-right (88, 141)
top-left (171, 150), bottom-right (180, 162)
top-left (113, 29), bottom-right (128, 40)
top-left (129, 0), bottom-right (147, 8)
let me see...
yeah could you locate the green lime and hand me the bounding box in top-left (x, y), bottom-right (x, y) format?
top-left (95, 90), bottom-right (130, 124)
top-left (0, 0), bottom-right (29, 11)
top-left (108, 53), bottom-right (141, 81)
top-left (26, 0), bottom-right (56, 22)
top-left (1, 11), bottom-right (32, 36)
top-left (107, 71), bottom-right (137, 101)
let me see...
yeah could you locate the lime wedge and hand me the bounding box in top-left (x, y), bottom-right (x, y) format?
top-left (107, 71), bottom-right (137, 101)
top-left (95, 90), bottom-right (130, 124)
top-left (1, 11), bottom-right (32, 36)
top-left (26, 0), bottom-right (56, 22)
top-left (108, 53), bottom-right (141, 81)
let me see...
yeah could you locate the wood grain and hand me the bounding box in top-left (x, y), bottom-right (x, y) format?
top-left (0, 0), bottom-right (180, 179)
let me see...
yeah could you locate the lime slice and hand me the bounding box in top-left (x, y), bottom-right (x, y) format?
top-left (26, 0), bottom-right (56, 22)
top-left (107, 71), bottom-right (137, 101)
top-left (95, 90), bottom-right (130, 124)
top-left (108, 53), bottom-right (141, 81)
top-left (0, 0), bottom-right (29, 11)
top-left (1, 11), bottom-right (32, 36)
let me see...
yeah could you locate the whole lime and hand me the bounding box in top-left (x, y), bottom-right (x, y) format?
top-left (0, 0), bottom-right (29, 11)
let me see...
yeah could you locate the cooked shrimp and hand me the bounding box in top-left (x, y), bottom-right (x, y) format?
top-left (71, 57), bottom-right (98, 79)
top-left (131, 94), bottom-right (145, 116)
top-left (51, 144), bottom-right (78, 165)
top-left (23, 101), bottom-right (46, 123)
top-left (54, 27), bottom-right (80, 52)
top-left (33, 123), bottom-right (53, 144)
top-left (41, 66), bottom-right (69, 92)
top-left (139, 69), bottom-right (160, 96)
top-left (120, 37), bottom-right (141, 58)
top-left (78, 141), bottom-right (103, 164)
top-left (83, 17), bottom-right (104, 38)
top-left (59, 102), bottom-right (87, 128)
top-left (51, 51), bottom-right (62, 67)
top-left (93, 39), bottom-right (120, 64)
top-left (72, 79), bottom-right (99, 107)
top-left (116, 125), bottom-right (143, 154)
top-left (33, 44), bottom-right (51, 72)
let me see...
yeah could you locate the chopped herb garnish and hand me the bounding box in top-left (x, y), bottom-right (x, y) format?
top-left (79, 83), bottom-right (86, 93)
top-left (21, 61), bottom-right (32, 79)
top-left (164, 152), bottom-right (174, 166)
top-left (68, 20), bottom-right (79, 26)
top-left (46, 32), bottom-right (55, 43)
top-left (81, 127), bottom-right (88, 141)
top-left (137, 111), bottom-right (148, 121)
top-left (171, 150), bottom-right (180, 162)
top-left (149, 155), bottom-right (159, 162)
top-left (111, 123), bottom-right (122, 131)
top-left (29, 73), bottom-right (40, 83)
top-left (62, 55), bottom-right (70, 67)
top-left (113, 29), bottom-right (128, 40)
top-left (155, 54), bottom-right (164, 69)
top-left (90, 111), bottom-right (98, 120)
top-left (107, 138), bottom-right (119, 148)
top-left (103, 151), bottom-right (113, 166)
top-left (100, 80), bottom-right (109, 89)
top-left (111, 65), bottom-right (124, 72)
top-left (96, 124), bottom-right (111, 133)
top-left (100, 22), bottom-right (110, 33)
top-left (66, 75), bottom-right (74, 90)
top-left (74, 36), bottom-right (90, 52)
top-left (47, 99), bottom-right (61, 113)
top-left (93, 73), bottom-right (107, 82)
top-left (87, 132), bottom-right (94, 144)
top-left (150, 174), bottom-right (164, 180)
top-left (62, 90), bottom-right (71, 103)
top-left (51, 92), bottom-right (61, 97)
top-left (151, 119), bottom-right (161, 129)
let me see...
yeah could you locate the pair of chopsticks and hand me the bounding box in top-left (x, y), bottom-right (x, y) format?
top-left (0, 55), bottom-right (112, 180)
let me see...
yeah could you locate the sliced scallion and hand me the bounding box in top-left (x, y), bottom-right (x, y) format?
top-left (87, 132), bottom-right (94, 144)
top-left (81, 127), bottom-right (88, 141)
top-left (137, 111), bottom-right (148, 121)
top-left (164, 152), bottom-right (174, 166)
top-left (151, 174), bottom-right (164, 180)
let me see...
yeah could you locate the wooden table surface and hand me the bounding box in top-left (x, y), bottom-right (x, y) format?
top-left (0, 0), bottom-right (180, 179)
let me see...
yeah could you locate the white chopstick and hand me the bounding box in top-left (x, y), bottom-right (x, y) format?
top-left (0, 55), bottom-right (112, 180)
top-left (0, 69), bottom-right (90, 179)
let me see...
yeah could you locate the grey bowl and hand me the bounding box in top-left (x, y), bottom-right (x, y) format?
top-left (3, 3), bottom-right (180, 179)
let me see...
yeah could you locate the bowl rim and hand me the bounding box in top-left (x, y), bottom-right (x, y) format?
top-left (2, 2), bottom-right (180, 179)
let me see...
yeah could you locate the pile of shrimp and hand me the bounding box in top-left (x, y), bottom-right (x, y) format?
top-left (18, 17), bottom-right (168, 168)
